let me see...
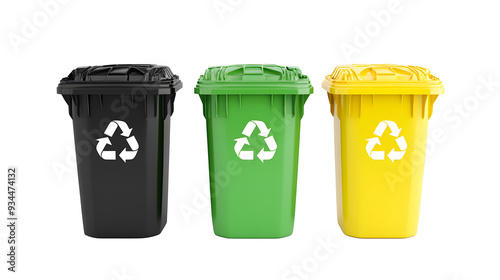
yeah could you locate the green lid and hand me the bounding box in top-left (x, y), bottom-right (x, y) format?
top-left (195, 64), bottom-right (313, 95)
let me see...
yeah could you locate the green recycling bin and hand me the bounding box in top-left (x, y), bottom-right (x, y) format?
top-left (195, 64), bottom-right (313, 238)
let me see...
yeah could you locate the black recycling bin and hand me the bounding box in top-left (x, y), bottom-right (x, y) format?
top-left (57, 64), bottom-right (182, 238)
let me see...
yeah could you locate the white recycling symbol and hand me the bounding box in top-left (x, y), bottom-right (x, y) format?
top-left (234, 120), bottom-right (277, 162)
top-left (366, 120), bottom-right (407, 162)
top-left (96, 120), bottom-right (139, 163)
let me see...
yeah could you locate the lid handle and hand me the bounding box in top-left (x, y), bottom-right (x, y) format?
top-left (371, 66), bottom-right (397, 81)
top-left (241, 65), bottom-right (284, 81)
top-left (243, 65), bottom-right (264, 75)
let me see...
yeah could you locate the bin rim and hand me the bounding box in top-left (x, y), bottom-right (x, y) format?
top-left (322, 64), bottom-right (444, 95)
top-left (195, 64), bottom-right (313, 95)
top-left (57, 64), bottom-right (182, 95)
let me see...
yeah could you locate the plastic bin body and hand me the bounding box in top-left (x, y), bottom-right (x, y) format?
top-left (195, 65), bottom-right (312, 238)
top-left (58, 65), bottom-right (182, 238)
top-left (323, 64), bottom-right (443, 238)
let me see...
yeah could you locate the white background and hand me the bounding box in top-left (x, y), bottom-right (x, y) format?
top-left (1, 0), bottom-right (500, 279)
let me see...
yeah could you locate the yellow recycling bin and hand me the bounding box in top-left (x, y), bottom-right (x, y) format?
top-left (323, 64), bottom-right (444, 238)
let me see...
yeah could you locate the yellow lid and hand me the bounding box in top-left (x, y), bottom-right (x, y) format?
top-left (322, 64), bottom-right (444, 95)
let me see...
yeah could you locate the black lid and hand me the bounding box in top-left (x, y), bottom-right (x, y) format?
top-left (57, 64), bottom-right (182, 95)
